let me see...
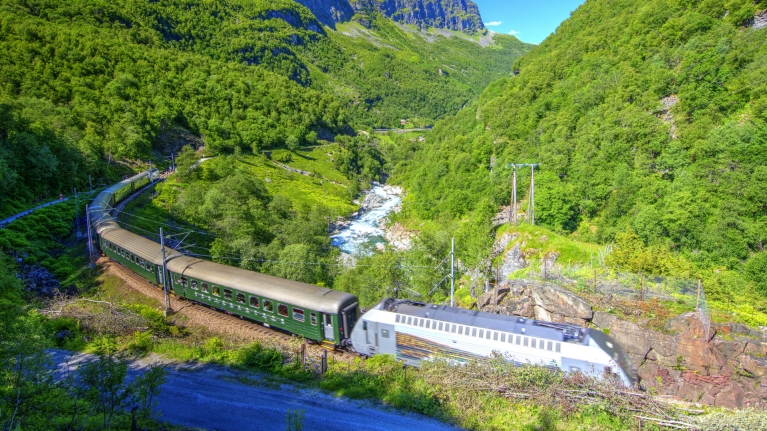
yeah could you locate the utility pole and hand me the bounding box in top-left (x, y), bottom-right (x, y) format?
top-left (450, 237), bottom-right (455, 307)
top-left (160, 227), bottom-right (169, 317)
top-left (508, 163), bottom-right (539, 225)
top-left (85, 204), bottom-right (93, 265)
top-left (74, 188), bottom-right (79, 235)
top-left (530, 165), bottom-right (536, 226)
top-left (511, 165), bottom-right (517, 225)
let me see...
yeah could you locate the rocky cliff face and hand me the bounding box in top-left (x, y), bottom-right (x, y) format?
top-left (296, 0), bottom-right (484, 33)
top-left (293, 0), bottom-right (354, 29)
top-left (479, 280), bottom-right (767, 409)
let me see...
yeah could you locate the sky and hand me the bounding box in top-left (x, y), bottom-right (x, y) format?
top-left (472, 0), bottom-right (585, 44)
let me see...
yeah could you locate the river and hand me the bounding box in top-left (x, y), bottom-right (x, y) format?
top-left (330, 184), bottom-right (403, 254)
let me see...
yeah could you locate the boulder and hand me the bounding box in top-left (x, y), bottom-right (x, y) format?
top-left (530, 284), bottom-right (592, 320)
top-left (715, 382), bottom-right (745, 409)
top-left (740, 355), bottom-right (767, 378)
top-left (592, 311), bottom-right (618, 329)
top-left (713, 338), bottom-right (747, 360)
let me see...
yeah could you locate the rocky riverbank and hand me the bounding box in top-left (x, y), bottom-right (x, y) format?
top-left (330, 183), bottom-right (406, 254)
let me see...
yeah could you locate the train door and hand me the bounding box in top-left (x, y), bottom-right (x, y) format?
top-left (363, 320), bottom-right (377, 354)
top-left (377, 323), bottom-right (396, 356)
top-left (323, 314), bottom-right (335, 342)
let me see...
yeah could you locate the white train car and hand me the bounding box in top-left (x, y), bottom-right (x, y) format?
top-left (351, 298), bottom-right (636, 387)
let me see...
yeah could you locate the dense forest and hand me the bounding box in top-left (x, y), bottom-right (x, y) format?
top-left (0, 0), bottom-right (528, 216)
top-left (394, 0), bottom-right (767, 296)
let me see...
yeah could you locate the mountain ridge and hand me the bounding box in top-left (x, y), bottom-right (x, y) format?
top-left (295, 0), bottom-right (484, 33)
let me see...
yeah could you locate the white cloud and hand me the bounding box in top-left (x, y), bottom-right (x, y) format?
top-left (508, 30), bottom-right (521, 35)
top-left (484, 21), bottom-right (502, 26)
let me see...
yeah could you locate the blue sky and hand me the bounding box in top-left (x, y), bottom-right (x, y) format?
top-left (473, 0), bottom-right (585, 44)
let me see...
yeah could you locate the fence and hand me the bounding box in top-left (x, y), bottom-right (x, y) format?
top-left (519, 263), bottom-right (711, 340)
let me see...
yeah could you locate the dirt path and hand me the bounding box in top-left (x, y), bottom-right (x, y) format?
top-left (50, 349), bottom-right (463, 431)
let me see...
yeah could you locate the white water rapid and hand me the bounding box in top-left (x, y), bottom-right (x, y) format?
top-left (330, 184), bottom-right (403, 254)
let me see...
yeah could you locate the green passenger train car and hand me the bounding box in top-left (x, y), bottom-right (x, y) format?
top-left (165, 256), bottom-right (359, 344)
top-left (98, 227), bottom-right (183, 285)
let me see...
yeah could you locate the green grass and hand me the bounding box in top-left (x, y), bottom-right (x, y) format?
top-left (234, 153), bottom-right (357, 216)
top-left (495, 223), bottom-right (604, 269)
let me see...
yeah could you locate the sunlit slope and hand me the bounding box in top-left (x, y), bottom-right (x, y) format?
top-left (397, 0), bottom-right (767, 272)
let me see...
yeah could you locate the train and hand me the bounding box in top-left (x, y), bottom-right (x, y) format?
top-left (350, 299), bottom-right (637, 385)
top-left (88, 170), bottom-right (637, 386)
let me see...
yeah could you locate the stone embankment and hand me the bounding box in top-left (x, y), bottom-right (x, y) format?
top-left (478, 280), bottom-right (767, 409)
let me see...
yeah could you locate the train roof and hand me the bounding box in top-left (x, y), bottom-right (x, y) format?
top-left (166, 255), bottom-right (357, 314)
top-left (100, 227), bottom-right (183, 266)
top-left (380, 299), bottom-right (586, 344)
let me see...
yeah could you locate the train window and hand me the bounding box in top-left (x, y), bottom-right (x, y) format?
top-left (277, 304), bottom-right (288, 317)
top-left (450, 324), bottom-right (456, 333)
top-left (471, 328), bottom-right (477, 337)
top-left (381, 329), bottom-right (389, 338)
top-left (425, 320), bottom-right (431, 329)
top-left (486, 331), bottom-right (491, 340)
top-left (191, 280), bottom-right (198, 290)
top-left (310, 313), bottom-right (317, 325)
top-left (180, 277), bottom-right (188, 287)
top-left (292, 308), bottom-right (304, 322)
top-left (493, 332), bottom-right (498, 341)
top-left (457, 326), bottom-right (463, 335)
top-left (224, 289), bottom-right (232, 300)
top-left (523, 337), bottom-right (529, 347)
top-left (249, 296), bottom-right (259, 308)
top-left (570, 366), bottom-right (580, 373)
top-left (201, 282), bottom-right (209, 293)
top-left (120, 249), bottom-right (125, 257)
top-left (395, 315), bottom-right (401, 323)
top-left (532, 339), bottom-right (537, 349)
top-left (555, 343), bottom-right (561, 352)
top-left (140, 259), bottom-right (145, 269)
top-left (237, 293), bottom-right (245, 304)
top-left (547, 341), bottom-right (553, 351)
top-left (212, 286), bottom-right (220, 296)
top-left (438, 322), bottom-right (443, 331)
top-left (500, 333), bottom-right (506, 342)
top-left (407, 317), bottom-right (412, 325)
top-left (263, 300), bottom-right (273, 312)
top-left (515, 335), bottom-right (521, 345)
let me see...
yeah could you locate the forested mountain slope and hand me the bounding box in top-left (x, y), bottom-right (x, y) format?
top-left (395, 0), bottom-right (767, 291)
top-left (0, 0), bottom-right (530, 216)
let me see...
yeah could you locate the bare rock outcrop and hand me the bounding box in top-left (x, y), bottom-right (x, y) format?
top-left (479, 280), bottom-right (592, 326)
top-left (595, 311), bottom-right (767, 409)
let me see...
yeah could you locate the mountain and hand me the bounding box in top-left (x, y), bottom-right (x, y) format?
top-left (395, 0), bottom-right (767, 291)
top-left (0, 0), bottom-right (531, 216)
top-left (296, 0), bottom-right (484, 33)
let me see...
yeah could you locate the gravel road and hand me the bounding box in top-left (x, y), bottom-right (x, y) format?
top-left (50, 350), bottom-right (464, 431)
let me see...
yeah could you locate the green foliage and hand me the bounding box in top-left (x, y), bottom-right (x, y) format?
top-left (285, 409), bottom-right (305, 431)
top-left (394, 0), bottom-right (767, 292)
top-left (0, 0), bottom-right (530, 214)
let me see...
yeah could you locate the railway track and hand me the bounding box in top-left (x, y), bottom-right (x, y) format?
top-left (99, 257), bottom-right (359, 363)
